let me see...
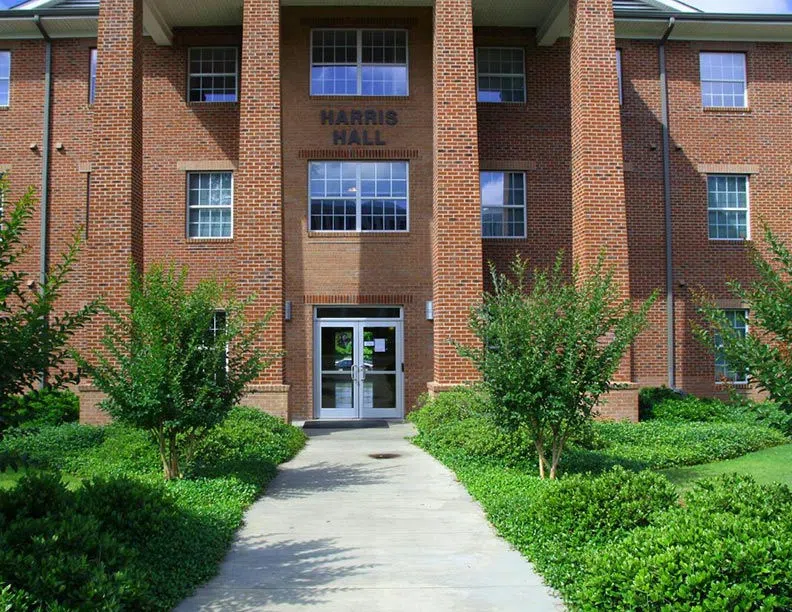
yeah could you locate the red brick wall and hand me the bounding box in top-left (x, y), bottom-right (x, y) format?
top-left (280, 7), bottom-right (435, 420)
top-left (4, 9), bottom-right (792, 421)
top-left (431, 0), bottom-right (483, 390)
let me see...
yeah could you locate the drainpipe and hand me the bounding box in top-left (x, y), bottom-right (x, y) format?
top-left (34, 15), bottom-right (53, 389)
top-left (658, 17), bottom-right (676, 389)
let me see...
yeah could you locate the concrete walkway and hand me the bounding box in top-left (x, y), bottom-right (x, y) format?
top-left (177, 423), bottom-right (563, 611)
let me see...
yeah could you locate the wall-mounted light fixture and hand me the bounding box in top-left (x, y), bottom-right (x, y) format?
top-left (284, 300), bottom-right (292, 321)
top-left (425, 300), bottom-right (434, 321)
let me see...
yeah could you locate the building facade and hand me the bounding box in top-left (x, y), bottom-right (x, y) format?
top-left (1, 0), bottom-right (790, 423)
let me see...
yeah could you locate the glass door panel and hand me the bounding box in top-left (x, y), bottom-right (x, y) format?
top-left (317, 325), bottom-right (357, 419)
top-left (360, 324), bottom-right (401, 418)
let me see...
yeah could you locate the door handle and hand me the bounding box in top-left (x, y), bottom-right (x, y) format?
top-left (360, 365), bottom-right (367, 381)
top-left (350, 364), bottom-right (358, 383)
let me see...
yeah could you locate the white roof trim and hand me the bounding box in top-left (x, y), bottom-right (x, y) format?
top-left (642, 0), bottom-right (701, 12)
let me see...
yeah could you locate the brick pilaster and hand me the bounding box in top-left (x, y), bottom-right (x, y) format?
top-left (80, 0), bottom-right (143, 423)
top-left (429, 0), bottom-right (483, 391)
top-left (237, 0), bottom-right (286, 395)
top-left (569, 0), bottom-right (634, 402)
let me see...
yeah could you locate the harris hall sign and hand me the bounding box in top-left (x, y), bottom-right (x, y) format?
top-left (321, 109), bottom-right (399, 146)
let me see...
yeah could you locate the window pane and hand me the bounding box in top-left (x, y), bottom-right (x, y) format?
top-left (187, 172), bottom-right (233, 238)
top-left (89, 48), bottom-right (97, 104)
top-left (311, 29), bottom-right (408, 96)
top-left (309, 161), bottom-right (408, 232)
top-left (707, 175), bottom-right (748, 239)
top-left (700, 52), bottom-right (746, 108)
top-left (188, 48), bottom-right (238, 103)
top-left (476, 48), bottom-right (525, 103)
top-left (715, 309), bottom-right (748, 382)
top-left (0, 51), bottom-right (9, 107)
top-left (480, 171), bottom-right (526, 237)
top-left (311, 65), bottom-right (357, 95)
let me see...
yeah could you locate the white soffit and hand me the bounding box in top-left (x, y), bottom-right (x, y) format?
top-left (616, 18), bottom-right (792, 42)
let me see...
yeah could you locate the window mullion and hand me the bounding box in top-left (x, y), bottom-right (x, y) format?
top-left (357, 30), bottom-right (363, 95)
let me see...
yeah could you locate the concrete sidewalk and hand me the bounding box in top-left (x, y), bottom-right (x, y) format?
top-left (177, 423), bottom-right (563, 611)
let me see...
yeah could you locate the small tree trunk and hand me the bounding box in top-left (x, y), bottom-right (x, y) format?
top-left (549, 432), bottom-right (566, 480)
top-left (166, 431), bottom-right (181, 480)
top-left (535, 437), bottom-right (547, 479)
top-left (155, 428), bottom-right (172, 480)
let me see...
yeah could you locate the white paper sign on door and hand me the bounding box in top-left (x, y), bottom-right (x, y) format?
top-left (374, 338), bottom-right (386, 352)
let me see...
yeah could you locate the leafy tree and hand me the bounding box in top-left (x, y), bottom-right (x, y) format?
top-left (695, 226), bottom-right (792, 423)
top-left (459, 254), bottom-right (654, 479)
top-left (75, 263), bottom-right (276, 480)
top-left (0, 178), bottom-right (98, 419)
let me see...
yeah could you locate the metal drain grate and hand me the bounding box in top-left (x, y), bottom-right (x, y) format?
top-left (369, 453), bottom-right (400, 459)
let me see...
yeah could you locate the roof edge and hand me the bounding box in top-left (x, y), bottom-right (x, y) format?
top-left (615, 10), bottom-right (792, 22)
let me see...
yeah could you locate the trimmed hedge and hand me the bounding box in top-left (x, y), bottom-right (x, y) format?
top-left (412, 389), bottom-right (792, 610)
top-left (0, 389), bottom-right (80, 433)
top-left (576, 475), bottom-right (792, 610)
top-left (0, 407), bottom-right (306, 610)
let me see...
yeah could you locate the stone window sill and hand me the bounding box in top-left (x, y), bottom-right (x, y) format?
top-left (703, 106), bottom-right (751, 114)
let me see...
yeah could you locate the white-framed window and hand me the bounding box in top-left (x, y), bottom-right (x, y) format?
top-left (89, 48), bottom-right (97, 104)
top-left (187, 172), bottom-right (233, 238)
top-left (309, 161), bottom-right (408, 232)
top-left (476, 48), bottom-right (525, 103)
top-left (715, 309), bottom-right (748, 383)
top-left (707, 174), bottom-right (749, 240)
top-left (0, 51), bottom-right (10, 107)
top-left (310, 29), bottom-right (408, 96)
top-left (616, 49), bottom-right (623, 106)
top-left (480, 171), bottom-right (526, 238)
top-left (700, 52), bottom-right (747, 109)
top-left (188, 47), bottom-right (238, 103)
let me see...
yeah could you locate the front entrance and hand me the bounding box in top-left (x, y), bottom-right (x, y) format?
top-left (313, 307), bottom-right (403, 420)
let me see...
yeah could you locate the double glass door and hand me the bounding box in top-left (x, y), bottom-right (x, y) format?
top-left (315, 320), bottom-right (403, 419)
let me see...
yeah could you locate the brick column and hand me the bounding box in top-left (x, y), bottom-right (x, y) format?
top-left (428, 0), bottom-right (483, 394)
top-left (80, 0), bottom-right (144, 424)
top-left (569, 0), bottom-right (636, 419)
top-left (236, 0), bottom-right (288, 418)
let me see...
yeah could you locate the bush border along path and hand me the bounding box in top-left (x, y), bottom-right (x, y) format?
top-left (0, 407), bottom-right (306, 610)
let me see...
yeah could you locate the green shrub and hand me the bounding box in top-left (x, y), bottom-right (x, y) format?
top-left (638, 386), bottom-right (683, 421)
top-left (576, 475), bottom-right (792, 610)
top-left (0, 389), bottom-right (79, 433)
top-left (408, 387), bottom-right (491, 433)
top-left (0, 423), bottom-right (104, 471)
top-left (65, 424), bottom-right (160, 479)
top-left (652, 396), bottom-right (723, 422)
top-left (590, 420), bottom-right (786, 470)
top-left (0, 473), bottom-right (143, 611)
top-left (410, 389), bottom-right (534, 464)
top-left (0, 408), bottom-right (306, 610)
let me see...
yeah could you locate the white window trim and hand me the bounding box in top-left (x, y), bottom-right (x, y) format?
top-left (475, 47), bottom-right (526, 104)
top-left (699, 51), bottom-right (748, 109)
top-left (187, 46), bottom-right (239, 104)
top-left (715, 309), bottom-right (749, 385)
top-left (480, 170), bottom-right (527, 239)
top-left (309, 29), bottom-right (410, 97)
top-left (707, 173), bottom-right (750, 241)
top-left (308, 160), bottom-right (410, 233)
top-left (185, 171), bottom-right (234, 240)
top-left (89, 48), bottom-right (97, 105)
top-left (0, 50), bottom-right (10, 108)
top-left (616, 49), bottom-right (623, 106)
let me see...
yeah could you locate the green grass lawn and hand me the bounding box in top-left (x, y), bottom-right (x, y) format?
top-left (661, 443), bottom-right (792, 491)
top-left (0, 467), bottom-right (81, 490)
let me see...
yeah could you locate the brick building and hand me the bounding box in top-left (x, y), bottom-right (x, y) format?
top-left (1, 0), bottom-right (790, 423)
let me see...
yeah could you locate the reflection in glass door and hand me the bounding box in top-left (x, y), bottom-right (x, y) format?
top-left (314, 316), bottom-right (403, 420)
top-left (318, 323), bottom-right (357, 419)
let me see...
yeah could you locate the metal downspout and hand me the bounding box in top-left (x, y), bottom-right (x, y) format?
top-left (659, 17), bottom-right (676, 389)
top-left (34, 15), bottom-right (52, 389)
